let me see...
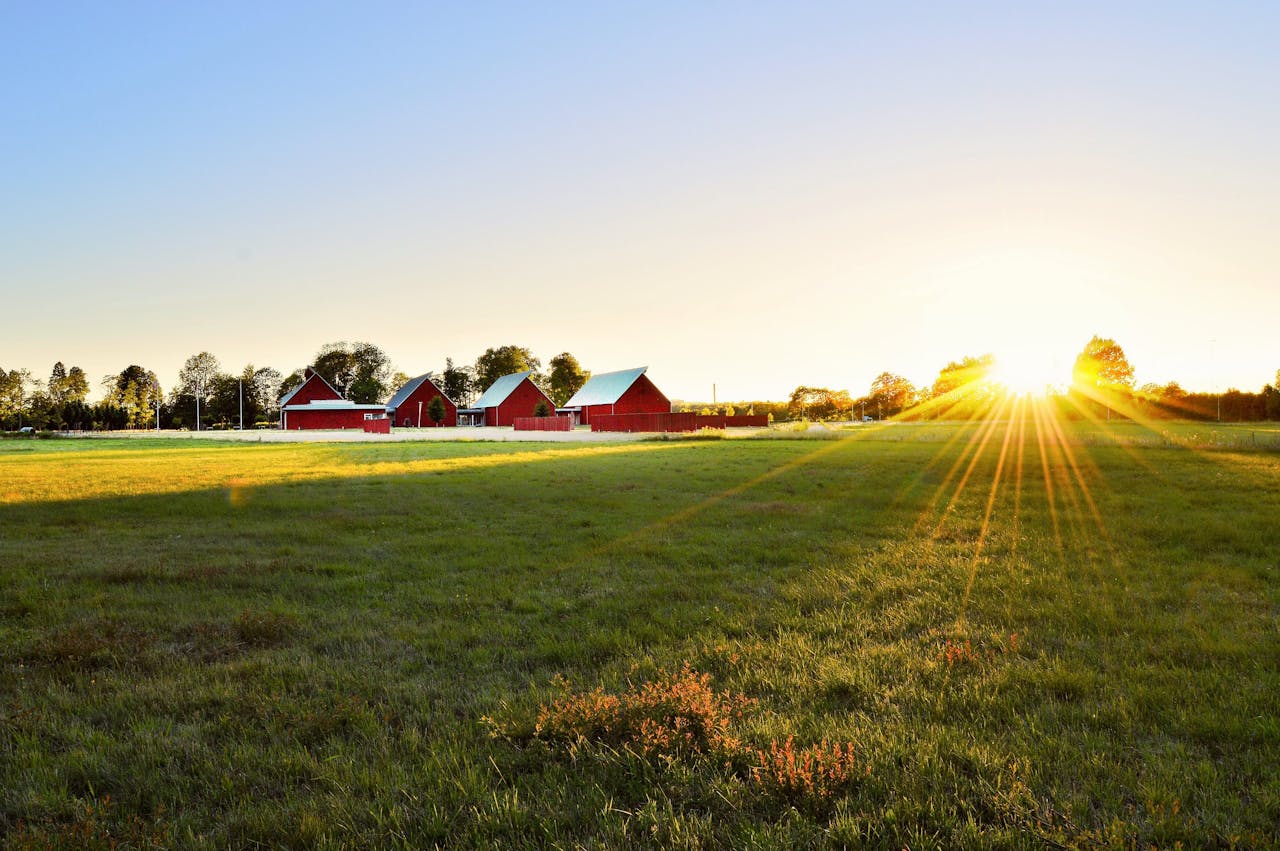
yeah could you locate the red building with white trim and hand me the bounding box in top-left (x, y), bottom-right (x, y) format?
top-left (279, 367), bottom-right (387, 430)
top-left (386, 374), bottom-right (457, 427)
top-left (562, 367), bottom-right (671, 425)
top-left (461, 371), bottom-right (555, 427)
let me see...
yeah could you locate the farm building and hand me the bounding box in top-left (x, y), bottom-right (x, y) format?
top-left (460, 370), bottom-right (555, 427)
top-left (279, 367), bottom-right (387, 430)
top-left (279, 367), bottom-right (342, 409)
top-left (561, 366), bottom-right (671, 426)
top-left (385, 374), bottom-right (457, 427)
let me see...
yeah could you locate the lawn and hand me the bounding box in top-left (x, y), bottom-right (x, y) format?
top-left (1, 422), bottom-right (1277, 848)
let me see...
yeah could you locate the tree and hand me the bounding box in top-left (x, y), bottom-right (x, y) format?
top-left (474, 346), bottom-right (540, 393)
top-left (48, 362), bottom-right (68, 405)
top-left (0, 368), bottom-right (28, 429)
top-left (109, 366), bottom-right (161, 429)
top-left (1072, 336), bottom-right (1135, 419)
top-left (1264, 382), bottom-right (1280, 421)
top-left (867, 372), bottom-right (917, 419)
top-left (251, 366), bottom-right (283, 422)
top-left (441, 358), bottom-right (475, 407)
top-left (311, 341), bottom-right (394, 403)
top-left (533, 399), bottom-right (551, 417)
top-left (176, 352), bottom-right (223, 430)
top-left (1072, 336), bottom-right (1134, 390)
top-left (389, 372), bottom-right (412, 394)
top-left (427, 395), bottom-right (447, 427)
top-left (787, 386), bottom-right (851, 421)
top-left (546, 353), bottom-right (589, 407)
top-left (930, 354), bottom-right (995, 399)
top-left (63, 367), bottom-right (89, 403)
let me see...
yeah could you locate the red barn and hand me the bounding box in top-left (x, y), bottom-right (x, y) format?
top-left (562, 367), bottom-right (671, 426)
top-left (279, 367), bottom-right (341, 411)
top-left (386, 373), bottom-right (457, 427)
top-left (462, 370), bottom-right (555, 427)
top-left (279, 367), bottom-right (386, 430)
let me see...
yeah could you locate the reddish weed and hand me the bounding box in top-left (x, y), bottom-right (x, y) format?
top-left (534, 663), bottom-right (752, 759)
top-left (514, 664), bottom-right (865, 809)
top-left (939, 632), bottom-right (1020, 668)
top-left (748, 736), bottom-right (865, 801)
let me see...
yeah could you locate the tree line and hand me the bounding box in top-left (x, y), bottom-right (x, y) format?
top-left (0, 343), bottom-right (593, 431)
top-left (4, 336), bottom-right (1277, 431)
top-left (769, 337), bottom-right (1280, 423)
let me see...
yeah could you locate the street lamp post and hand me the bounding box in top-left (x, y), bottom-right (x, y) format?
top-left (239, 378), bottom-right (244, 431)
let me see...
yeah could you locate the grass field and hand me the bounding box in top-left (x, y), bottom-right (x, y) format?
top-left (1, 421), bottom-right (1277, 848)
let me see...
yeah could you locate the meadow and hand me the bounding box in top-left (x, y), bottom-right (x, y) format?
top-left (1, 421), bottom-right (1277, 849)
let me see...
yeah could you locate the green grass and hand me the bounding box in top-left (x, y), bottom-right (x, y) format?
top-left (1, 423), bottom-right (1277, 848)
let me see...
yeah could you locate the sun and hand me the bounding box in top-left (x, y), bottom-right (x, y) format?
top-left (991, 351), bottom-right (1060, 397)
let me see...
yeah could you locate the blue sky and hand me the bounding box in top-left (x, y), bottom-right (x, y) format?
top-left (3, 2), bottom-right (1278, 400)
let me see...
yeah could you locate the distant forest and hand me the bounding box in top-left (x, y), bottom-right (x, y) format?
top-left (3, 337), bottom-right (1278, 431)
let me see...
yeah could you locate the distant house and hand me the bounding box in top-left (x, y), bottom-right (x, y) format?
top-left (460, 370), bottom-right (555, 427)
top-left (386, 374), bottom-right (457, 427)
top-left (279, 367), bottom-right (386, 430)
top-left (561, 367), bottom-right (671, 426)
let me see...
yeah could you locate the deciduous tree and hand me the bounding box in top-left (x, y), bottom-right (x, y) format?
top-left (441, 358), bottom-right (474, 407)
top-left (427, 395), bottom-right (446, 426)
top-left (474, 346), bottom-right (540, 393)
top-left (867, 372), bottom-right (917, 419)
top-left (312, 341), bottom-right (394, 403)
top-left (546, 353), bottom-right (589, 407)
top-left (1072, 336), bottom-right (1134, 390)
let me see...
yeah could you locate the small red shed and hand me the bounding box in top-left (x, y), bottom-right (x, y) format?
top-left (386, 373), bottom-right (457, 427)
top-left (463, 370), bottom-right (555, 427)
top-left (562, 367), bottom-right (671, 425)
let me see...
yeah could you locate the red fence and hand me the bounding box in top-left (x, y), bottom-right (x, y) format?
top-left (590, 413), bottom-right (697, 432)
top-left (362, 418), bottom-right (391, 434)
top-left (513, 416), bottom-right (573, 432)
top-left (592, 413), bottom-right (770, 433)
top-left (725, 415), bottom-right (769, 427)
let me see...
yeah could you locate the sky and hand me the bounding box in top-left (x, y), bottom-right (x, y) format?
top-left (3, 1), bottom-right (1278, 402)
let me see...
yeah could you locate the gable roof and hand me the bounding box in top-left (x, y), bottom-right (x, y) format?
top-left (564, 367), bottom-right (648, 407)
top-left (385, 373), bottom-right (449, 411)
top-left (279, 367), bottom-right (342, 407)
top-left (473, 370), bottom-right (538, 409)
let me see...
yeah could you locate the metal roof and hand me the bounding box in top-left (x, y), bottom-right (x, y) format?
top-left (281, 399), bottom-right (385, 411)
top-left (564, 367), bottom-right (647, 407)
top-left (472, 370), bottom-right (535, 409)
top-left (385, 373), bottom-right (444, 412)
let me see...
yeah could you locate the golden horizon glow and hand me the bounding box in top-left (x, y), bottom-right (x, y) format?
top-left (991, 351), bottom-right (1061, 398)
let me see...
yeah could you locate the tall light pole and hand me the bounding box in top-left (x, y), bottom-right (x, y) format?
top-left (195, 379), bottom-right (201, 432)
top-left (239, 378), bottom-right (244, 431)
